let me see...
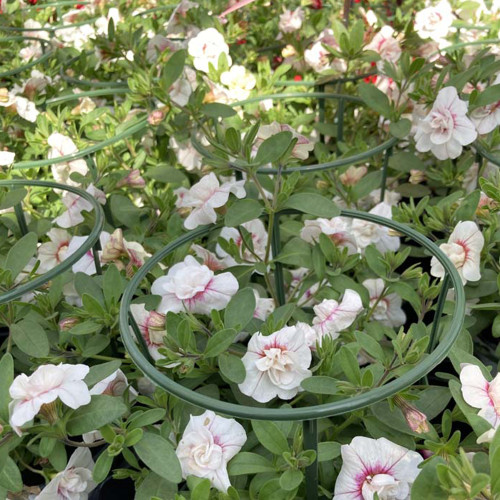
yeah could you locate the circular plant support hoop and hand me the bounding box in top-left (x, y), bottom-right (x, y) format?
top-left (192, 92), bottom-right (397, 199)
top-left (474, 141), bottom-right (500, 167)
top-left (0, 179), bottom-right (105, 304)
top-left (0, 36), bottom-right (52, 78)
top-left (45, 88), bottom-right (130, 107)
top-left (12, 118), bottom-right (148, 170)
top-left (120, 209), bottom-right (465, 421)
top-left (0, 17), bottom-right (99, 34)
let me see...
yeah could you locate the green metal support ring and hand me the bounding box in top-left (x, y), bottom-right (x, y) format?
top-left (0, 179), bottom-right (104, 304)
top-left (119, 209), bottom-right (465, 421)
top-left (12, 118), bottom-right (148, 170)
top-left (0, 36), bottom-right (52, 78)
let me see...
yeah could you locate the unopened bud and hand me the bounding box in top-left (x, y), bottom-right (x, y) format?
top-left (316, 180), bottom-right (329, 190)
top-left (339, 166), bottom-right (367, 186)
top-left (101, 228), bottom-right (128, 263)
top-left (282, 44), bottom-right (297, 58)
top-left (409, 169), bottom-right (426, 185)
top-left (0, 88), bottom-right (10, 104)
top-left (117, 169), bottom-right (146, 188)
top-left (394, 395), bottom-right (429, 434)
top-left (148, 109), bottom-right (165, 126)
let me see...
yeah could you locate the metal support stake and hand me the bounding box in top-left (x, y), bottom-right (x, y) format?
top-left (304, 419), bottom-right (319, 500)
top-left (271, 213), bottom-right (285, 306)
top-left (14, 203), bottom-right (29, 236)
top-left (317, 84), bottom-right (326, 144)
top-left (92, 240), bottom-right (102, 276)
top-left (336, 98), bottom-right (345, 156)
top-left (380, 146), bottom-right (393, 203)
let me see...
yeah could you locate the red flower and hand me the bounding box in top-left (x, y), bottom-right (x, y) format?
top-left (310, 0), bottom-right (322, 8)
top-left (294, 75), bottom-right (303, 81)
top-left (236, 39), bottom-right (247, 45)
top-left (27, 0), bottom-right (38, 5)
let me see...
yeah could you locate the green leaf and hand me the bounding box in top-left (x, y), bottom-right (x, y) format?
top-left (110, 195), bottom-right (141, 227)
top-left (204, 328), bottom-right (238, 358)
top-left (0, 354), bottom-right (13, 421)
top-left (225, 288), bottom-right (256, 330)
top-left (490, 428), bottom-right (500, 494)
top-left (219, 353), bottom-right (246, 384)
top-left (355, 331), bottom-right (386, 362)
top-left (67, 395), bottom-right (127, 435)
top-left (191, 478), bottom-right (211, 499)
top-left (128, 408), bottom-right (167, 430)
top-left (275, 237), bottom-right (312, 268)
top-left (228, 452), bottom-right (275, 475)
top-left (145, 165), bottom-right (188, 185)
top-left (283, 193), bottom-right (340, 218)
top-left (134, 432), bottom-right (182, 483)
top-left (318, 442), bottom-right (341, 461)
top-left (0, 188), bottom-right (26, 211)
top-left (252, 420), bottom-right (290, 455)
top-left (93, 450), bottom-right (114, 483)
top-left (338, 346), bottom-right (362, 385)
top-left (389, 119), bottom-right (411, 138)
top-left (162, 50), bottom-right (187, 91)
top-left (410, 457), bottom-right (447, 499)
top-left (201, 103), bottom-right (237, 118)
top-left (254, 131), bottom-right (293, 165)
top-left (455, 190), bottom-right (480, 221)
top-left (301, 376), bottom-right (339, 395)
top-left (135, 472), bottom-right (178, 500)
top-left (84, 360), bottom-right (122, 387)
top-left (82, 293), bottom-right (106, 318)
top-left (225, 199), bottom-right (262, 227)
top-left (6, 232), bottom-right (38, 281)
top-left (103, 264), bottom-right (124, 306)
top-left (359, 82), bottom-right (392, 117)
top-left (475, 84), bottom-right (500, 107)
top-left (0, 457), bottom-right (22, 493)
top-left (39, 437), bottom-right (56, 458)
top-left (388, 152), bottom-right (426, 173)
top-left (10, 320), bottom-right (49, 357)
top-left (279, 469), bottom-right (303, 491)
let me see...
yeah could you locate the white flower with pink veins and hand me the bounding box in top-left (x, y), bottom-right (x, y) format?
top-left (35, 448), bottom-right (96, 500)
top-left (37, 228), bottom-right (71, 272)
top-left (130, 303), bottom-right (167, 360)
top-left (187, 28), bottom-right (232, 73)
top-left (255, 122), bottom-right (314, 161)
top-left (55, 184), bottom-right (106, 228)
top-left (430, 221), bottom-right (484, 285)
top-left (151, 255), bottom-right (239, 315)
top-left (278, 7), bottom-right (304, 33)
top-left (333, 436), bottom-right (423, 500)
top-left (460, 363), bottom-right (500, 429)
top-left (220, 65), bottom-right (256, 101)
top-left (216, 218), bottom-right (268, 265)
top-left (415, 86), bottom-right (477, 160)
top-left (363, 278), bottom-right (406, 328)
top-left (300, 217), bottom-right (357, 255)
top-left (471, 75), bottom-right (500, 135)
top-left (238, 324), bottom-right (312, 403)
top-left (9, 363), bottom-right (91, 430)
top-left (176, 410), bottom-right (246, 492)
top-left (365, 26), bottom-right (402, 71)
top-left (414, 0), bottom-right (453, 42)
top-left (178, 173), bottom-right (246, 230)
top-left (48, 133), bottom-right (89, 187)
top-left (351, 202), bottom-right (400, 253)
top-left (312, 289), bottom-right (363, 343)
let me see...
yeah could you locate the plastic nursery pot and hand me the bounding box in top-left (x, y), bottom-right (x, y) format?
top-left (0, 179), bottom-right (104, 305)
top-left (0, 36), bottom-right (52, 78)
top-left (192, 92), bottom-right (398, 202)
top-left (119, 209), bottom-right (465, 500)
top-left (11, 118), bottom-right (148, 170)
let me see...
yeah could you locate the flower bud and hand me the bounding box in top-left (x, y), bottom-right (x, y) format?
top-left (148, 109), bottom-right (165, 126)
top-left (315, 179), bottom-right (329, 190)
top-left (282, 44), bottom-right (297, 58)
top-left (59, 317), bottom-right (79, 331)
top-left (101, 228), bottom-right (128, 263)
top-left (394, 395), bottom-right (429, 434)
top-left (117, 169), bottom-right (146, 188)
top-left (339, 166), bottom-right (367, 186)
top-left (409, 169), bottom-right (426, 185)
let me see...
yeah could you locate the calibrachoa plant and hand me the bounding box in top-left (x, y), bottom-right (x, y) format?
top-left (2, 0), bottom-right (500, 499)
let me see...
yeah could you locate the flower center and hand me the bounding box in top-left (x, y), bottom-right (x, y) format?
top-left (430, 108), bottom-right (454, 137)
top-left (362, 473), bottom-right (404, 500)
top-left (192, 441), bottom-right (223, 470)
top-left (172, 265), bottom-right (213, 299)
top-left (441, 242), bottom-right (467, 269)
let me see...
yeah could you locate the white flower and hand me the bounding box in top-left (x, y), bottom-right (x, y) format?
top-left (37, 228), bottom-right (71, 272)
top-left (66, 236), bottom-right (99, 275)
top-left (430, 221), bottom-right (484, 285)
top-left (238, 324), bottom-right (312, 403)
top-left (90, 369), bottom-right (137, 398)
top-left (14, 96), bottom-right (39, 122)
top-left (220, 65), bottom-right (256, 101)
top-left (9, 364), bottom-right (91, 429)
top-left (176, 410), bottom-right (246, 492)
top-left (300, 217), bottom-right (357, 255)
top-left (170, 78), bottom-right (192, 107)
top-left (130, 303), bottom-right (166, 360)
top-left (460, 363), bottom-right (500, 428)
top-left (414, 0), bottom-right (453, 42)
top-left (100, 229), bottom-right (150, 270)
top-left (278, 8), bottom-right (304, 33)
top-left (216, 219), bottom-right (268, 265)
top-left (55, 184), bottom-right (106, 228)
top-left (95, 7), bottom-right (121, 36)
top-left (0, 150), bottom-right (15, 166)
top-left (48, 133), bottom-right (89, 186)
top-left (253, 290), bottom-right (275, 321)
top-left (178, 173), bottom-right (246, 230)
top-left (151, 255), bottom-right (239, 315)
top-left (169, 137), bottom-right (202, 171)
top-left (471, 76), bottom-right (500, 135)
top-left (363, 278), bottom-right (406, 328)
top-left (192, 244), bottom-right (229, 271)
top-left (333, 436), bottom-right (423, 500)
top-left (415, 87), bottom-right (477, 160)
top-left (304, 29), bottom-right (346, 74)
top-left (35, 448), bottom-right (96, 500)
top-left (351, 202), bottom-right (400, 253)
top-left (187, 28), bottom-right (231, 73)
top-left (312, 290), bottom-right (363, 343)
top-left (255, 122), bottom-right (314, 161)
top-left (365, 26), bottom-right (401, 71)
